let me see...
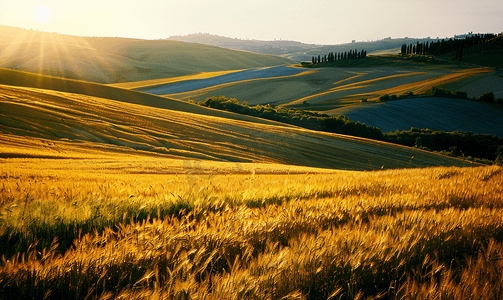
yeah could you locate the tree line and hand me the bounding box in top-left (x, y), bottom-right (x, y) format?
top-left (310, 49), bottom-right (367, 64)
top-left (198, 95), bottom-right (503, 164)
top-left (400, 33), bottom-right (502, 60)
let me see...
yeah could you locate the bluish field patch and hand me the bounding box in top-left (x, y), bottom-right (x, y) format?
top-left (339, 97), bottom-right (503, 137)
top-left (139, 66), bottom-right (308, 95)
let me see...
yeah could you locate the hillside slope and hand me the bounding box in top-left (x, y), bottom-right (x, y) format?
top-left (153, 66), bottom-right (495, 107)
top-left (0, 68), bottom-right (294, 126)
top-left (0, 26), bottom-right (294, 83)
top-left (0, 71), bottom-right (471, 170)
top-left (328, 97), bottom-right (503, 137)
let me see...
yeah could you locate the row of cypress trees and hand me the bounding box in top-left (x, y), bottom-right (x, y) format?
top-left (311, 49), bottom-right (367, 64)
top-left (400, 33), bottom-right (502, 57)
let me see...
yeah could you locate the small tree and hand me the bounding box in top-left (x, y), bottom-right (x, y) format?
top-left (401, 44), bottom-right (407, 55)
top-left (496, 145), bottom-right (503, 165)
top-left (479, 92), bottom-right (495, 103)
top-left (379, 94), bottom-right (390, 101)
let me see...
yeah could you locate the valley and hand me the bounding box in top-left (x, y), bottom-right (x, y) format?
top-left (1, 26), bottom-right (502, 299)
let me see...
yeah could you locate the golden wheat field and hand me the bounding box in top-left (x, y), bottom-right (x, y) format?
top-left (1, 160), bottom-right (502, 299)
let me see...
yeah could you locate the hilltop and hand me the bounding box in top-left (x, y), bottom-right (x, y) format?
top-left (0, 26), bottom-right (294, 84)
top-left (166, 33), bottom-right (316, 57)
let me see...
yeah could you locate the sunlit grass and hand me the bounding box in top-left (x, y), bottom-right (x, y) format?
top-left (287, 72), bottom-right (426, 106)
top-left (336, 67), bottom-right (493, 103)
top-left (107, 69), bottom-right (247, 90)
top-left (1, 162), bottom-right (502, 299)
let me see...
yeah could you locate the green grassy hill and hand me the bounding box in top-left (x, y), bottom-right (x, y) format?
top-left (0, 26), bottom-right (294, 84)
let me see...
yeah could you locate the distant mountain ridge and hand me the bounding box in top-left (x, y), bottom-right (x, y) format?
top-left (166, 33), bottom-right (315, 49)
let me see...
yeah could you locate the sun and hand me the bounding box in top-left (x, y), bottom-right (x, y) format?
top-left (33, 5), bottom-right (51, 22)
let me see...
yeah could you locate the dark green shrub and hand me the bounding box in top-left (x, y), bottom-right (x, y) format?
top-left (496, 146), bottom-right (503, 165)
top-left (455, 91), bottom-right (468, 99)
top-left (479, 92), bottom-right (495, 103)
top-left (379, 94), bottom-right (390, 101)
top-left (400, 92), bottom-right (414, 99)
top-left (432, 87), bottom-right (452, 97)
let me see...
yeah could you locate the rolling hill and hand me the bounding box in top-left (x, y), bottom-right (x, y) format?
top-left (329, 97), bottom-right (503, 137)
top-left (0, 26), bottom-right (294, 84)
top-left (136, 64), bottom-right (497, 108)
top-left (0, 69), bottom-right (471, 171)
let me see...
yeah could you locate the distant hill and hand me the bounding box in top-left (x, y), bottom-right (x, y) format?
top-left (0, 26), bottom-right (294, 84)
top-left (167, 33), bottom-right (449, 61)
top-left (167, 32), bottom-right (503, 64)
top-left (166, 33), bottom-right (316, 56)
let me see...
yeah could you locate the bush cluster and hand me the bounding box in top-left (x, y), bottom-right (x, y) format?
top-left (386, 128), bottom-right (503, 162)
top-left (428, 87), bottom-right (469, 99)
top-left (380, 87), bottom-right (502, 104)
top-left (378, 91), bottom-right (415, 102)
top-left (198, 95), bottom-right (503, 163)
top-left (199, 96), bottom-right (384, 140)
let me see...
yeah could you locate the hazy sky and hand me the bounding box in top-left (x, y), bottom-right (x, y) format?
top-left (1, 0), bottom-right (502, 45)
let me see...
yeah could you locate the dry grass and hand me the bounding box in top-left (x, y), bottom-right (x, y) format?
top-left (157, 65), bottom-right (497, 111)
top-left (335, 68), bottom-right (494, 103)
top-left (1, 162), bottom-right (502, 299)
top-left (0, 82), bottom-right (470, 170)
